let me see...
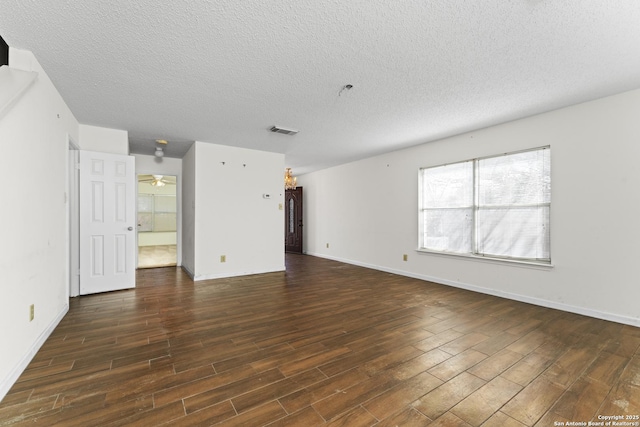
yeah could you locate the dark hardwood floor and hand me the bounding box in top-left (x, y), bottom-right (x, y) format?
top-left (1, 254), bottom-right (639, 426)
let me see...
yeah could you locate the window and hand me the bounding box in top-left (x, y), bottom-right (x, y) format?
top-left (419, 147), bottom-right (550, 263)
top-left (137, 194), bottom-right (177, 233)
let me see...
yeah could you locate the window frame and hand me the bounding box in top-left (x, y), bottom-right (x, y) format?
top-left (418, 146), bottom-right (551, 266)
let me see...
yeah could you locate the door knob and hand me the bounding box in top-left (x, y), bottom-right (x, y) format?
top-left (127, 226), bottom-right (134, 231)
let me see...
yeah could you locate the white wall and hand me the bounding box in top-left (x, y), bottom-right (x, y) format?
top-left (0, 48), bottom-right (79, 400)
top-left (134, 153), bottom-right (182, 177)
top-left (138, 232), bottom-right (177, 246)
top-left (185, 142), bottom-right (285, 280)
top-left (79, 124), bottom-right (128, 155)
top-left (300, 88), bottom-right (640, 327)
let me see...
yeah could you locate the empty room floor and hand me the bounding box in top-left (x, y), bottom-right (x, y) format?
top-left (0, 255), bottom-right (639, 426)
top-left (138, 245), bottom-right (177, 269)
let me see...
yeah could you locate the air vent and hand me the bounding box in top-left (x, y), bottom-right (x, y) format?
top-left (270, 126), bottom-right (299, 135)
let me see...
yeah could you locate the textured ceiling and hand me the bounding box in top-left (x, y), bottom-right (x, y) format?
top-left (1, 1), bottom-right (640, 173)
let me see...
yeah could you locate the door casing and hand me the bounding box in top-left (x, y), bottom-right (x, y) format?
top-left (68, 140), bottom-right (80, 297)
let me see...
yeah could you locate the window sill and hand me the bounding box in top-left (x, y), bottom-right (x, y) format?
top-left (415, 248), bottom-right (554, 269)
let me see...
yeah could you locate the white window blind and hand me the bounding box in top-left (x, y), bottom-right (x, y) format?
top-left (419, 147), bottom-right (551, 263)
top-left (421, 161), bottom-right (473, 254)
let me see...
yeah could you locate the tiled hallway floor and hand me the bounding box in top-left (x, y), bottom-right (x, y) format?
top-left (138, 244), bottom-right (177, 268)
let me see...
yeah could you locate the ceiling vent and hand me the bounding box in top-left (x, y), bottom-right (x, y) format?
top-left (270, 126), bottom-right (299, 135)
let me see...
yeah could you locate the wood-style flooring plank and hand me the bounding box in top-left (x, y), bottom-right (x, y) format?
top-left (311, 372), bottom-right (399, 421)
top-left (500, 377), bottom-right (566, 426)
top-left (373, 406), bottom-right (433, 427)
top-left (467, 349), bottom-right (523, 381)
top-left (362, 370), bottom-right (442, 420)
top-left (411, 372), bottom-right (486, 420)
top-left (0, 254), bottom-right (638, 426)
top-left (322, 406), bottom-right (377, 427)
top-left (450, 376), bottom-right (523, 426)
top-left (264, 406), bottom-right (325, 427)
top-left (546, 377), bottom-right (612, 422)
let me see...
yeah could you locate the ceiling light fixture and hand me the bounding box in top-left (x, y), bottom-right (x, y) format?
top-left (284, 168), bottom-right (297, 190)
top-left (155, 147), bottom-right (164, 158)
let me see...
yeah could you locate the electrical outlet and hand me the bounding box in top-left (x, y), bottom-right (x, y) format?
top-left (403, 254), bottom-right (408, 261)
top-left (29, 304), bottom-right (34, 321)
top-left (220, 255), bottom-right (226, 263)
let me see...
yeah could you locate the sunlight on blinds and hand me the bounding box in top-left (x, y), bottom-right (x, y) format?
top-left (476, 149), bottom-right (550, 260)
top-left (420, 147), bottom-right (551, 263)
top-left (422, 161), bottom-right (473, 253)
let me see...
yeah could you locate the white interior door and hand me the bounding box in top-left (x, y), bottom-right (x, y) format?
top-left (80, 150), bottom-right (136, 295)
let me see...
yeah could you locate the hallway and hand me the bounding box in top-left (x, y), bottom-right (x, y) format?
top-left (137, 245), bottom-right (177, 269)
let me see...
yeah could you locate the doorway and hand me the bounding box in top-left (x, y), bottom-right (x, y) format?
top-left (137, 174), bottom-right (177, 268)
top-left (285, 187), bottom-right (303, 253)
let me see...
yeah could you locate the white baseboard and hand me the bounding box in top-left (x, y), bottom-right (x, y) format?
top-left (192, 266), bottom-right (286, 281)
top-left (181, 265), bottom-right (195, 280)
top-left (181, 265), bottom-right (285, 282)
top-left (306, 252), bottom-right (640, 328)
top-left (0, 303), bottom-right (69, 402)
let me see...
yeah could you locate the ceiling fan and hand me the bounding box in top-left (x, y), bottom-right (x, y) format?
top-left (138, 174), bottom-right (175, 187)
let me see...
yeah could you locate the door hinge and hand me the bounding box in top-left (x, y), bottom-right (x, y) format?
top-left (75, 163), bottom-right (80, 170)
top-left (77, 269), bottom-right (81, 276)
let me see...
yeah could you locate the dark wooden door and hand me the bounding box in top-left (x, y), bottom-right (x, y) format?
top-left (285, 187), bottom-right (303, 253)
